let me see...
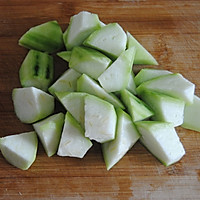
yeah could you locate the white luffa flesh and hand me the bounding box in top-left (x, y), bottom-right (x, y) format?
top-left (135, 121), bottom-right (185, 166)
top-left (84, 95), bottom-right (117, 143)
top-left (57, 112), bottom-right (92, 158)
top-left (0, 131), bottom-right (38, 170)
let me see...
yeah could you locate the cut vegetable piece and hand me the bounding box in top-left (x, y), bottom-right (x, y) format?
top-left (136, 73), bottom-right (195, 105)
top-left (84, 95), bottom-right (117, 143)
top-left (83, 23), bottom-right (127, 60)
top-left (33, 113), bottom-right (64, 157)
top-left (77, 74), bottom-right (124, 109)
top-left (126, 71), bottom-right (137, 95)
top-left (19, 20), bottom-right (63, 53)
top-left (57, 112), bottom-right (92, 158)
top-left (140, 90), bottom-right (185, 127)
top-left (98, 47), bottom-right (135, 92)
top-left (69, 46), bottom-right (112, 80)
top-left (12, 87), bottom-right (54, 124)
top-left (48, 69), bottom-right (81, 97)
top-left (63, 11), bottom-right (101, 50)
top-left (182, 95), bottom-right (200, 132)
top-left (102, 108), bottom-right (140, 170)
top-left (120, 89), bottom-right (154, 122)
top-left (127, 32), bottom-right (158, 65)
top-left (135, 121), bottom-right (185, 166)
top-left (134, 68), bottom-right (172, 86)
top-left (57, 51), bottom-right (72, 62)
top-left (19, 50), bottom-right (54, 92)
top-left (56, 92), bottom-right (87, 128)
top-left (0, 131), bottom-right (38, 170)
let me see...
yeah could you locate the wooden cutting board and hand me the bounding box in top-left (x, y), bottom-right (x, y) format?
top-left (0, 0), bottom-right (200, 199)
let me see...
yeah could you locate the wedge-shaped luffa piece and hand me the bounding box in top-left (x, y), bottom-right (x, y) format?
top-left (102, 108), bottom-right (140, 170)
top-left (56, 92), bottom-right (87, 128)
top-left (19, 20), bottom-right (63, 53)
top-left (0, 131), bottom-right (38, 170)
top-left (84, 95), bottom-right (117, 143)
top-left (120, 89), bottom-right (154, 122)
top-left (135, 121), bottom-right (185, 166)
top-left (83, 23), bottom-right (127, 60)
top-left (136, 73), bottom-right (195, 105)
top-left (57, 51), bottom-right (72, 62)
top-left (48, 69), bottom-right (81, 97)
top-left (33, 113), bottom-right (64, 157)
top-left (140, 90), bottom-right (185, 127)
top-left (182, 95), bottom-right (200, 132)
top-left (63, 11), bottom-right (101, 50)
top-left (12, 87), bottom-right (54, 123)
top-left (98, 47), bottom-right (135, 93)
top-left (134, 68), bottom-right (172, 87)
top-left (127, 32), bottom-right (158, 65)
top-left (57, 112), bottom-right (92, 158)
top-left (19, 50), bottom-right (54, 91)
top-left (69, 46), bottom-right (112, 80)
top-left (77, 74), bottom-right (124, 109)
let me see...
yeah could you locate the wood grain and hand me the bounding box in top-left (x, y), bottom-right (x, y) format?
top-left (0, 0), bottom-right (200, 199)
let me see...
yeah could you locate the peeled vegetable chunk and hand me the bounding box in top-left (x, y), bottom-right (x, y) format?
top-left (19, 20), bottom-right (63, 53)
top-left (84, 95), bottom-right (117, 143)
top-left (77, 74), bottom-right (124, 109)
top-left (33, 113), bottom-right (64, 157)
top-left (63, 11), bottom-right (101, 50)
top-left (83, 23), bottom-right (127, 60)
top-left (69, 46), bottom-right (112, 80)
top-left (120, 89), bottom-right (154, 122)
top-left (57, 112), bottom-right (92, 158)
top-left (102, 108), bottom-right (140, 170)
top-left (56, 92), bottom-right (87, 128)
top-left (136, 73), bottom-right (195, 105)
top-left (140, 90), bottom-right (185, 127)
top-left (127, 32), bottom-right (158, 65)
top-left (0, 131), bottom-right (38, 170)
top-left (57, 51), bottom-right (72, 62)
top-left (19, 49), bottom-right (54, 91)
top-left (12, 87), bottom-right (54, 123)
top-left (135, 121), bottom-right (185, 166)
top-left (98, 47), bottom-right (135, 93)
top-left (182, 95), bottom-right (200, 132)
top-left (48, 69), bottom-right (81, 97)
top-left (134, 68), bottom-right (172, 86)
